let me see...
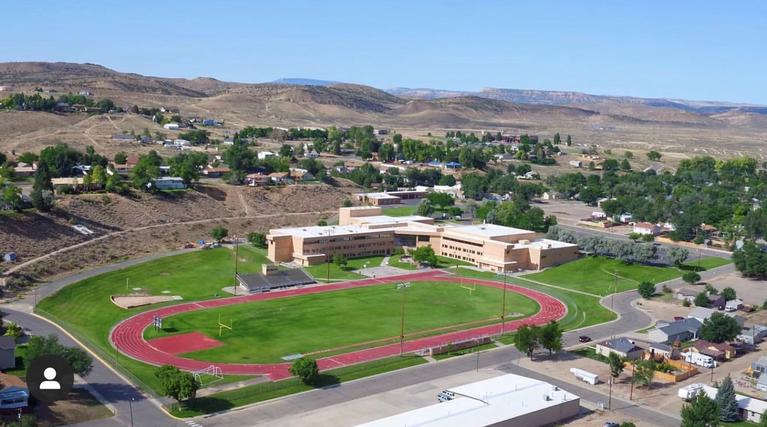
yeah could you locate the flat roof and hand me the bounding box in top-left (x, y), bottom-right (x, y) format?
top-left (269, 225), bottom-right (388, 238)
top-left (356, 192), bottom-right (401, 199)
top-left (445, 223), bottom-right (534, 239)
top-left (357, 374), bottom-right (578, 427)
top-left (515, 239), bottom-right (578, 249)
top-left (352, 215), bottom-right (433, 225)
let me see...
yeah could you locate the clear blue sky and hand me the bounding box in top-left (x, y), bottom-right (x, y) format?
top-left (2, 1), bottom-right (765, 104)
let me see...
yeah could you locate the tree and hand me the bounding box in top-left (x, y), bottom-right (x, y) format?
top-left (683, 271), bottom-right (701, 285)
top-left (667, 247), bottom-right (690, 267)
top-left (3, 322), bottom-right (22, 339)
top-left (715, 375), bottom-right (739, 422)
top-left (91, 164), bottom-right (107, 187)
top-left (248, 232), bottom-right (267, 248)
top-left (633, 360), bottom-right (655, 388)
top-left (733, 241), bottom-right (767, 279)
top-left (290, 357), bottom-right (319, 384)
top-left (26, 335), bottom-right (93, 376)
top-left (699, 312), bottom-right (741, 343)
top-left (513, 324), bottom-right (539, 359)
top-left (759, 412), bottom-right (767, 427)
top-left (695, 292), bottom-right (710, 307)
top-left (279, 144), bottom-right (293, 158)
top-left (412, 246), bottom-right (438, 266)
top-left (681, 392), bottom-right (720, 427)
top-left (210, 226), bottom-right (228, 241)
top-left (438, 174), bottom-right (456, 186)
top-left (416, 199), bottom-right (434, 216)
top-left (647, 150), bottom-right (662, 161)
top-left (608, 352), bottom-right (624, 378)
top-left (332, 254), bottom-right (347, 268)
top-left (539, 321), bottom-right (562, 356)
top-left (131, 151), bottom-right (162, 190)
top-left (638, 281), bottom-right (656, 299)
top-left (169, 152), bottom-right (208, 185)
top-left (30, 188), bottom-right (54, 212)
top-left (342, 199), bottom-right (353, 207)
top-left (566, 135), bottom-right (572, 146)
top-left (114, 152), bottom-right (128, 164)
top-left (155, 365), bottom-right (200, 405)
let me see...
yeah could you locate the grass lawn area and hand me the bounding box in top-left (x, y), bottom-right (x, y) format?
top-left (453, 267), bottom-right (617, 330)
top-left (146, 281), bottom-right (539, 363)
top-left (171, 355), bottom-right (427, 417)
top-left (524, 256), bottom-right (684, 296)
top-left (389, 254), bottom-right (473, 270)
top-left (36, 246), bottom-right (269, 392)
top-left (303, 255), bottom-right (383, 281)
top-left (685, 256), bottom-right (732, 270)
top-left (380, 205), bottom-right (419, 217)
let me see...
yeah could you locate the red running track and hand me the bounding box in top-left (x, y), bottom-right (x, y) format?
top-left (110, 270), bottom-right (566, 380)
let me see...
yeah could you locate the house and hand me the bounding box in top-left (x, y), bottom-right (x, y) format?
top-left (679, 383), bottom-right (767, 423)
top-left (0, 336), bottom-right (16, 370)
top-left (618, 213), bottom-right (633, 223)
top-left (495, 153), bottom-right (515, 162)
top-left (569, 160), bottom-right (582, 168)
top-left (541, 191), bottom-right (564, 201)
top-left (306, 150), bottom-right (320, 159)
top-left (445, 161), bottom-right (462, 169)
top-left (257, 151), bottom-right (276, 160)
top-left (222, 137), bottom-right (235, 146)
top-left (246, 173), bottom-right (271, 187)
top-left (0, 374), bottom-right (28, 410)
top-left (738, 325), bottom-right (767, 345)
top-left (691, 340), bottom-right (736, 361)
top-left (633, 222), bottom-right (660, 236)
top-left (595, 337), bottom-right (644, 360)
top-left (150, 177), bottom-right (186, 190)
top-left (269, 172), bottom-right (289, 184)
top-left (12, 162), bottom-right (37, 177)
top-left (689, 307), bottom-right (745, 326)
top-left (289, 168), bottom-right (314, 182)
top-left (648, 318), bottom-right (702, 343)
top-left (202, 119), bottom-right (218, 127)
top-left (675, 288), bottom-right (699, 304)
top-left (163, 123), bottom-right (180, 130)
top-left (708, 295), bottom-right (726, 310)
top-left (202, 166), bottom-right (231, 178)
top-left (51, 177), bottom-right (84, 192)
top-left (2, 252), bottom-right (16, 263)
top-left (648, 342), bottom-right (680, 360)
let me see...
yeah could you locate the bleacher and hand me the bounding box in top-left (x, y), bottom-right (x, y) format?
top-left (236, 269), bottom-right (315, 293)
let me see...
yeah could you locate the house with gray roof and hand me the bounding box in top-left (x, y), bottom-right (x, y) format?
top-left (648, 342), bottom-right (680, 360)
top-left (648, 318), bottom-right (702, 343)
top-left (595, 337), bottom-right (644, 360)
top-left (738, 325), bottom-right (767, 345)
top-left (689, 307), bottom-right (745, 327)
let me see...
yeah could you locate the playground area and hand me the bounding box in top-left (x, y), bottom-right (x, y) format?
top-left (111, 270), bottom-right (566, 380)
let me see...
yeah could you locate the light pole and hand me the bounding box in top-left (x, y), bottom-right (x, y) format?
top-left (500, 271), bottom-right (507, 335)
top-left (397, 282), bottom-right (412, 356)
top-left (608, 375), bottom-right (613, 410)
top-left (326, 228), bottom-right (333, 282)
top-left (129, 397), bottom-right (134, 427)
top-left (233, 235), bottom-right (239, 296)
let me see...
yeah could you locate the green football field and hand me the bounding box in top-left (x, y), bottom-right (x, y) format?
top-left (144, 281), bottom-right (539, 363)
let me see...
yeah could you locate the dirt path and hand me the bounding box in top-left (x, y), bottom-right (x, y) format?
top-left (3, 210), bottom-right (335, 276)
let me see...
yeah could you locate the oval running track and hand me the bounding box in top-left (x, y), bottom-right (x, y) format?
top-left (110, 270), bottom-right (566, 380)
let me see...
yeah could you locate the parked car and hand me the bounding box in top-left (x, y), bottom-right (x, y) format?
top-left (603, 423), bottom-right (619, 427)
top-left (579, 335), bottom-right (591, 343)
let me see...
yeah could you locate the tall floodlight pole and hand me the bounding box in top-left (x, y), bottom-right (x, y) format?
top-left (233, 236), bottom-right (239, 296)
top-left (326, 228), bottom-right (332, 282)
top-left (500, 270), bottom-right (508, 335)
top-left (397, 282), bottom-right (411, 356)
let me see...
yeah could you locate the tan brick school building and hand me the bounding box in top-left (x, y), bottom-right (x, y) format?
top-left (266, 207), bottom-right (579, 272)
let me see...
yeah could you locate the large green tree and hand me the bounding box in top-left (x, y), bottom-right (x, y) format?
top-left (699, 312), bottom-right (741, 343)
top-left (155, 365), bottom-right (200, 405)
top-left (513, 324), bottom-right (539, 359)
top-left (681, 392), bottom-right (720, 427)
top-left (27, 335), bottom-right (93, 377)
top-left (715, 375), bottom-right (739, 422)
top-left (290, 357), bottom-right (319, 384)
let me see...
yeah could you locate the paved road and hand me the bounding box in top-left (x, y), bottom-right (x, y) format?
top-left (199, 344), bottom-right (678, 427)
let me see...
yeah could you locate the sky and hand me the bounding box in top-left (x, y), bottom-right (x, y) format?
top-left (1, 1), bottom-right (766, 104)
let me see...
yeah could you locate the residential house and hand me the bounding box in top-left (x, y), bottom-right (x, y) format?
top-left (708, 295), bottom-right (727, 310)
top-left (12, 162), bottom-right (37, 177)
top-left (541, 191), bottom-right (564, 201)
top-left (306, 149), bottom-right (320, 159)
top-left (595, 337), bottom-right (644, 360)
top-left (202, 166), bottom-right (231, 178)
top-left (0, 374), bottom-right (28, 411)
top-left (495, 153), bottom-right (515, 162)
top-left (618, 213), bottom-right (633, 223)
top-left (648, 318), bottom-right (702, 343)
top-left (633, 222), bottom-right (660, 236)
top-left (257, 151), bottom-right (276, 160)
top-left (692, 340), bottom-right (736, 361)
top-left (151, 177), bottom-right (186, 190)
top-left (689, 307), bottom-right (744, 326)
top-left (112, 133), bottom-right (135, 142)
top-left (738, 325), bottom-right (767, 345)
top-left (647, 342), bottom-right (680, 360)
top-left (752, 356), bottom-right (767, 375)
top-left (246, 173), bottom-right (271, 187)
top-left (289, 168), bottom-right (314, 182)
top-left (51, 177), bottom-right (84, 192)
top-left (0, 336), bottom-right (16, 370)
top-left (726, 299), bottom-right (744, 312)
top-left (269, 172), bottom-right (289, 184)
top-left (222, 137), bottom-right (235, 146)
top-left (675, 288), bottom-right (699, 304)
top-left (569, 160), bottom-right (582, 168)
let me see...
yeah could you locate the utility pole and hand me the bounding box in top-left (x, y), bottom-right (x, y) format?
top-left (129, 397), bottom-right (134, 427)
top-left (629, 362), bottom-right (635, 400)
top-left (326, 228), bottom-right (332, 282)
top-left (233, 236), bottom-right (239, 296)
top-left (500, 271), bottom-right (507, 335)
top-left (608, 376), bottom-right (613, 410)
top-left (397, 282), bottom-right (411, 356)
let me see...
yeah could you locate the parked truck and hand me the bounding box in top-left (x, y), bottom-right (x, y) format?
top-left (683, 351), bottom-right (717, 368)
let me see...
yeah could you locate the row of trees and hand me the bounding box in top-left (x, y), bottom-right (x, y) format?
top-left (0, 92), bottom-right (116, 112)
top-left (512, 321), bottom-right (563, 359)
top-left (546, 226), bottom-right (660, 264)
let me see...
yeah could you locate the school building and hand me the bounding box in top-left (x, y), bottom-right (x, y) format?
top-left (266, 207), bottom-right (579, 272)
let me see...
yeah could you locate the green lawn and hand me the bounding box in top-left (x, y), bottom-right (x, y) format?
top-left (171, 355), bottom-right (427, 417)
top-left (453, 267), bottom-right (617, 330)
top-left (389, 254), bottom-right (473, 270)
top-left (36, 246), bottom-right (270, 391)
top-left (685, 256), bottom-right (732, 270)
top-left (380, 205), bottom-right (419, 217)
top-left (524, 257), bottom-right (680, 296)
top-left (303, 255), bottom-right (384, 281)
top-left (146, 281), bottom-right (539, 363)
